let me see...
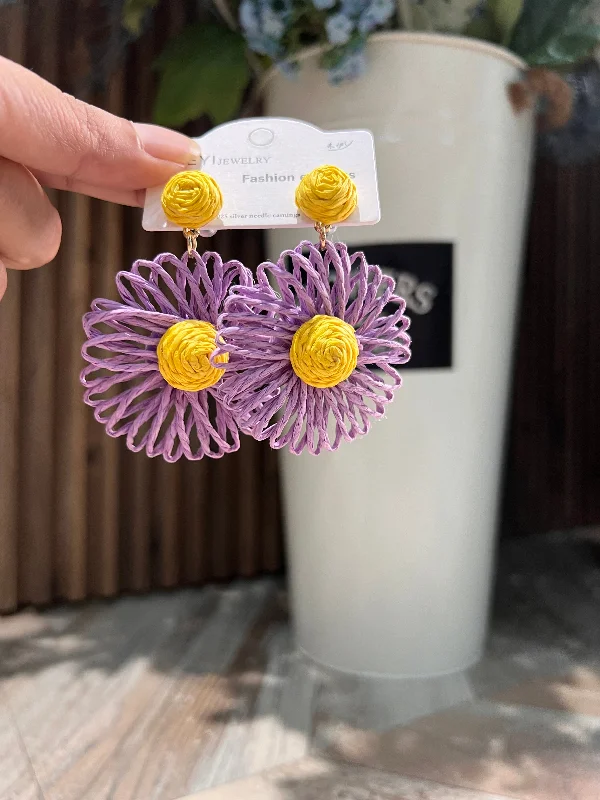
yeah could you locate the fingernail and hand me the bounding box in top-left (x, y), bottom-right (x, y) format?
top-left (133, 122), bottom-right (201, 168)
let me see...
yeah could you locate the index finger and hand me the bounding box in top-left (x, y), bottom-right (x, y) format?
top-left (0, 56), bottom-right (200, 191)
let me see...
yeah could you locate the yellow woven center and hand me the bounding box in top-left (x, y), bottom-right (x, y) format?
top-left (157, 320), bottom-right (228, 391)
top-left (290, 315), bottom-right (359, 388)
top-left (295, 165), bottom-right (357, 226)
top-left (161, 170), bottom-right (223, 228)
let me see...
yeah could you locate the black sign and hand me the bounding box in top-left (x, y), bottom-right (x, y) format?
top-left (349, 243), bottom-right (453, 370)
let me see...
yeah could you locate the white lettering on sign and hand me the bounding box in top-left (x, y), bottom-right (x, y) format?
top-left (386, 270), bottom-right (438, 316)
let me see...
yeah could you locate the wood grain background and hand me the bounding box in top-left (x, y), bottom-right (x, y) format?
top-left (504, 157), bottom-right (600, 536)
top-left (0, 0), bottom-right (283, 613)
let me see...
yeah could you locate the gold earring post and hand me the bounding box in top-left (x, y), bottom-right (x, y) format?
top-left (315, 222), bottom-right (331, 250)
top-left (184, 228), bottom-right (200, 255)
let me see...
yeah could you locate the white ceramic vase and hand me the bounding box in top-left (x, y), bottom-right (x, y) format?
top-left (264, 33), bottom-right (535, 677)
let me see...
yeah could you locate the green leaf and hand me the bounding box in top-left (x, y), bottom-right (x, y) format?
top-left (153, 23), bottom-right (251, 127)
top-left (319, 34), bottom-right (366, 70)
top-left (319, 48), bottom-right (342, 70)
top-left (526, 23), bottom-right (600, 66)
top-left (122, 0), bottom-right (160, 36)
top-left (510, 0), bottom-right (590, 58)
top-left (489, 0), bottom-right (524, 45)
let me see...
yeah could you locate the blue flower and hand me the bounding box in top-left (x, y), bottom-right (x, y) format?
top-left (262, 6), bottom-right (286, 39)
top-left (357, 10), bottom-right (376, 33)
top-left (358, 0), bottom-right (394, 32)
top-left (313, 0), bottom-right (337, 8)
top-left (239, 0), bottom-right (260, 35)
top-left (326, 12), bottom-right (354, 45)
top-left (240, 0), bottom-right (290, 42)
top-left (246, 34), bottom-right (282, 58)
top-left (341, 0), bottom-right (368, 17)
top-left (328, 49), bottom-right (367, 84)
top-left (268, 0), bottom-right (294, 23)
top-left (240, 0), bottom-right (290, 55)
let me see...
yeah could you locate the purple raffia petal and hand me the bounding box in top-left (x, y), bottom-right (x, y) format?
top-left (218, 243), bottom-right (412, 454)
top-left (81, 250), bottom-right (249, 461)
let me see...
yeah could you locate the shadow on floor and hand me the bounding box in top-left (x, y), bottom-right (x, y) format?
top-left (1, 533), bottom-right (600, 800)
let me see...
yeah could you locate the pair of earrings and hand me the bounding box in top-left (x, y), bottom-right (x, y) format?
top-left (81, 166), bottom-right (412, 462)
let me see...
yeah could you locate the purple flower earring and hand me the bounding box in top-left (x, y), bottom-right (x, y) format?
top-left (81, 171), bottom-right (252, 462)
top-left (213, 166), bottom-right (412, 455)
top-left (81, 166), bottom-right (411, 460)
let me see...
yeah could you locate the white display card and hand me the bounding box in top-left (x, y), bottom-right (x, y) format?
top-left (142, 117), bottom-right (380, 234)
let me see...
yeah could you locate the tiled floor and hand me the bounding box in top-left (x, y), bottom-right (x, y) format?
top-left (1, 532), bottom-right (600, 800)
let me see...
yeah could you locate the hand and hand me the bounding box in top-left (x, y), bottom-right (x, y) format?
top-left (0, 56), bottom-right (200, 301)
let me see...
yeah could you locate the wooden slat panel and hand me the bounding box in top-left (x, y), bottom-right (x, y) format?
top-left (237, 436), bottom-right (260, 577)
top-left (86, 71), bottom-right (123, 598)
top-left (154, 458), bottom-right (181, 588)
top-left (505, 157), bottom-right (600, 535)
top-left (53, 0), bottom-right (91, 602)
top-left (16, 0), bottom-right (59, 608)
top-left (261, 446), bottom-right (283, 573)
top-left (209, 455), bottom-right (236, 581)
top-left (54, 192), bottom-right (90, 601)
top-left (181, 457), bottom-right (209, 585)
top-left (585, 163), bottom-right (600, 523)
top-left (18, 227), bottom-right (58, 607)
top-left (0, 1), bottom-right (283, 612)
top-left (0, 273), bottom-right (22, 612)
top-left (0, 2), bottom-right (27, 613)
top-left (118, 207), bottom-right (153, 594)
top-left (117, 27), bottom-right (157, 595)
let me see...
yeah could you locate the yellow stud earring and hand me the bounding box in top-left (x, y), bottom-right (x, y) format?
top-left (295, 164), bottom-right (358, 247)
top-left (161, 169), bottom-right (224, 253)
